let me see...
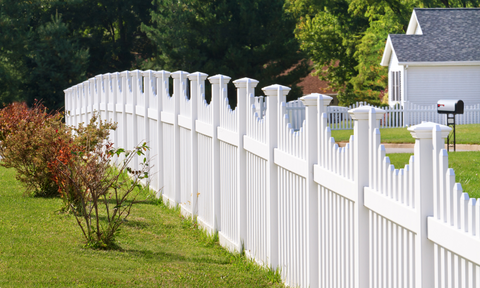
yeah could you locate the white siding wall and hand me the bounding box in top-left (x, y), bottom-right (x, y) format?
top-left (407, 65), bottom-right (480, 106)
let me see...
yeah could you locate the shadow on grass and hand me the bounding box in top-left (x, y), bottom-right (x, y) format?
top-left (118, 248), bottom-right (231, 265)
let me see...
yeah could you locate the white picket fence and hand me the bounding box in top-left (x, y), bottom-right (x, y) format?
top-left (263, 99), bottom-right (480, 131)
top-left (65, 70), bottom-right (480, 288)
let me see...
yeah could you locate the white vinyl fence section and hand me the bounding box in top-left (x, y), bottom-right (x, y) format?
top-left (276, 101), bottom-right (480, 131)
top-left (65, 70), bottom-right (480, 288)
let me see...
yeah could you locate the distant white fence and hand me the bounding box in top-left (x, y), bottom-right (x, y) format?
top-left (65, 70), bottom-right (480, 288)
top-left (258, 99), bottom-right (480, 130)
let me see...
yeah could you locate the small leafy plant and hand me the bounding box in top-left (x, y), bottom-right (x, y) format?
top-left (54, 140), bottom-right (151, 249)
top-left (0, 102), bottom-right (116, 198)
top-left (49, 113), bottom-right (116, 211)
top-left (0, 101), bottom-right (65, 196)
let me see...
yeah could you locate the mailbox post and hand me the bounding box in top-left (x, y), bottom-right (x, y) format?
top-left (437, 99), bottom-right (464, 151)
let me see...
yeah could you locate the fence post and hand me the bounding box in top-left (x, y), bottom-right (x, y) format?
top-left (87, 78), bottom-right (94, 124)
top-left (368, 107), bottom-right (386, 189)
top-left (94, 74), bottom-right (102, 119)
top-left (104, 73), bottom-right (111, 123)
top-left (73, 86), bottom-right (78, 128)
top-left (132, 70), bottom-right (145, 170)
top-left (171, 71), bottom-right (189, 205)
top-left (300, 94), bottom-right (320, 287)
top-left (262, 84), bottom-right (290, 270)
top-left (111, 72), bottom-right (120, 153)
top-left (348, 106), bottom-right (383, 288)
top-left (233, 77), bottom-right (257, 251)
top-left (153, 70), bottom-right (170, 197)
top-left (119, 71), bottom-right (129, 161)
top-left (408, 121), bottom-right (451, 288)
top-left (314, 94), bottom-right (332, 168)
top-left (63, 88), bottom-right (70, 126)
top-left (208, 74), bottom-right (231, 232)
top-left (142, 70), bottom-right (156, 169)
top-left (188, 72), bottom-right (208, 216)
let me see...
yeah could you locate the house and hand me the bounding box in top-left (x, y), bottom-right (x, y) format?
top-left (380, 8), bottom-right (480, 107)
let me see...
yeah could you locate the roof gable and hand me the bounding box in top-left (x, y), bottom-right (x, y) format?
top-left (381, 8), bottom-right (480, 65)
top-left (406, 10), bottom-right (422, 35)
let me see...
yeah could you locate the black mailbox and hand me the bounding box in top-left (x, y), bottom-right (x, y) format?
top-left (437, 99), bottom-right (464, 114)
top-left (437, 99), bottom-right (464, 152)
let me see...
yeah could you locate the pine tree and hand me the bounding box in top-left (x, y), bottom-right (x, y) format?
top-left (25, 14), bottom-right (89, 110)
top-left (142, 0), bottom-right (310, 102)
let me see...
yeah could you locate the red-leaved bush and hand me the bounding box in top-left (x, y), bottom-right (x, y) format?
top-left (0, 102), bottom-right (66, 196)
top-left (0, 102), bottom-right (116, 199)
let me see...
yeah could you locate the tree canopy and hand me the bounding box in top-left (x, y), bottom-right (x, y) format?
top-left (0, 0), bottom-right (310, 109)
top-left (2, 0), bottom-right (480, 109)
top-left (142, 0), bottom-right (310, 102)
top-left (287, 0), bottom-right (480, 106)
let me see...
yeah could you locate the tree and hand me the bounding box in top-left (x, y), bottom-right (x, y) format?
top-left (288, 0), bottom-right (480, 106)
top-left (142, 0), bottom-right (311, 102)
top-left (50, 0), bottom-right (155, 75)
top-left (288, 0), bottom-right (371, 105)
top-left (25, 14), bottom-right (89, 110)
top-left (1, 0), bottom-right (155, 110)
top-left (0, 0), bottom-right (37, 105)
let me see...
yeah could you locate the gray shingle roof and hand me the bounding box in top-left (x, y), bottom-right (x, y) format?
top-left (391, 8), bottom-right (480, 63)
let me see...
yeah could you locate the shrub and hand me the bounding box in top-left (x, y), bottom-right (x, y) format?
top-left (0, 102), bottom-right (116, 198)
top-left (0, 102), bottom-right (65, 196)
top-left (53, 140), bottom-right (151, 249)
top-left (49, 114), bottom-right (116, 210)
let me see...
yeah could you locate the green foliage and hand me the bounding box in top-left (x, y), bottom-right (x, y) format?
top-left (26, 13), bottom-right (89, 110)
top-left (143, 0), bottom-right (310, 102)
top-left (50, 0), bottom-right (154, 74)
top-left (288, 0), bottom-right (480, 106)
top-left (0, 0), bottom-right (153, 110)
top-left (350, 12), bottom-right (403, 105)
top-left (0, 0), bottom-right (36, 105)
top-left (288, 0), bottom-right (370, 105)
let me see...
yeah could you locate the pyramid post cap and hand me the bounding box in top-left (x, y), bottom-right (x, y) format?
top-left (171, 70), bottom-right (190, 79)
top-left (304, 93), bottom-right (333, 106)
top-left (232, 77), bottom-right (260, 88)
top-left (300, 94), bottom-right (318, 106)
top-left (208, 74), bottom-right (232, 84)
top-left (153, 70), bottom-right (171, 78)
top-left (187, 72), bottom-right (209, 81)
top-left (141, 70), bottom-right (155, 76)
top-left (348, 106), bottom-right (386, 120)
top-left (408, 121), bottom-right (452, 139)
top-left (262, 84), bottom-right (291, 97)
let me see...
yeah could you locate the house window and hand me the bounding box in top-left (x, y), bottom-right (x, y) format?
top-left (391, 71), bottom-right (401, 102)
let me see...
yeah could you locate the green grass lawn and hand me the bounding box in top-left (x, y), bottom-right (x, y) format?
top-left (387, 151), bottom-right (480, 199)
top-left (331, 123), bottom-right (480, 144)
top-left (0, 167), bottom-right (282, 287)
